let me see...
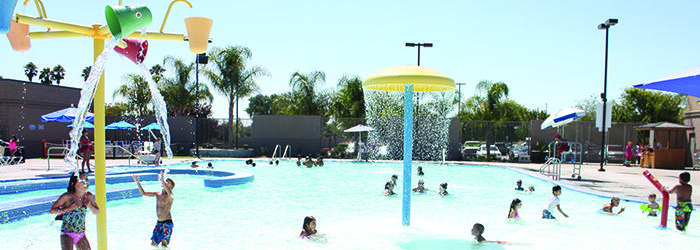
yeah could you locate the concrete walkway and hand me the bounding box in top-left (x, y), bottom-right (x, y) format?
top-left (2, 158), bottom-right (698, 206)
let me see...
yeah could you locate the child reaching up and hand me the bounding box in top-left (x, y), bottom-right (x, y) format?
top-left (508, 199), bottom-right (522, 219)
top-left (640, 193), bottom-right (660, 216)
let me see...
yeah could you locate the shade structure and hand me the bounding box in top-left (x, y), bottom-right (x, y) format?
top-left (105, 121), bottom-right (136, 130)
top-left (363, 65), bottom-right (455, 92)
top-left (40, 105), bottom-right (95, 123)
top-left (343, 124), bottom-right (374, 133)
top-left (634, 65), bottom-right (700, 97)
top-left (68, 122), bottom-right (94, 129)
top-left (541, 108), bottom-right (586, 130)
top-left (140, 122), bottom-right (161, 130)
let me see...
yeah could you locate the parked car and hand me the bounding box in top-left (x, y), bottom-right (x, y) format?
top-left (477, 144), bottom-right (502, 158)
top-left (508, 145), bottom-right (529, 161)
top-left (461, 141), bottom-right (481, 159)
top-left (605, 145), bottom-right (626, 163)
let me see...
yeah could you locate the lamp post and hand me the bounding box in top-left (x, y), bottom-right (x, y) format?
top-left (194, 52), bottom-right (208, 158)
top-left (597, 18), bottom-right (618, 172)
top-left (405, 42), bottom-right (433, 66)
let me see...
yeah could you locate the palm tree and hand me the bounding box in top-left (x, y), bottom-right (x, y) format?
top-left (113, 74), bottom-right (153, 116)
top-left (289, 71), bottom-right (327, 115)
top-left (160, 56), bottom-right (213, 116)
top-left (81, 66), bottom-right (91, 82)
top-left (205, 46), bottom-right (268, 148)
top-left (149, 64), bottom-right (166, 83)
top-left (39, 67), bottom-right (52, 84)
top-left (24, 62), bottom-right (38, 82)
top-left (51, 65), bottom-right (66, 85)
top-left (473, 80), bottom-right (509, 160)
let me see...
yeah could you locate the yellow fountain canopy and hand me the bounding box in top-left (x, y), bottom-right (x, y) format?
top-left (363, 65), bottom-right (455, 92)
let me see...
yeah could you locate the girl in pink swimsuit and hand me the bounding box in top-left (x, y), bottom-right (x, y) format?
top-left (50, 172), bottom-right (100, 250)
top-left (508, 198), bottom-right (522, 219)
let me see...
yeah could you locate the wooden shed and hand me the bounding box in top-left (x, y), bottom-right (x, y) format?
top-left (636, 122), bottom-right (694, 169)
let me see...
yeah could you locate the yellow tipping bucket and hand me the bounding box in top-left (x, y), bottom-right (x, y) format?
top-left (184, 17), bottom-right (213, 54)
top-left (6, 21), bottom-right (30, 52)
top-left (105, 5), bottom-right (152, 39)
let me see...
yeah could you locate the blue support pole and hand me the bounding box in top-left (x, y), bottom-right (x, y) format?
top-left (402, 84), bottom-right (414, 225)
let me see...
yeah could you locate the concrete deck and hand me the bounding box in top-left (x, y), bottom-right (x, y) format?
top-left (2, 158), bottom-right (698, 206)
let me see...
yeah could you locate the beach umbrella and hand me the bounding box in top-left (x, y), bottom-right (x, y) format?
top-left (344, 124), bottom-right (375, 160)
top-left (139, 122), bottom-right (161, 130)
top-left (68, 122), bottom-right (94, 129)
top-left (40, 104), bottom-right (95, 123)
top-left (105, 121), bottom-right (137, 130)
top-left (541, 108), bottom-right (586, 130)
top-left (634, 66), bottom-right (700, 97)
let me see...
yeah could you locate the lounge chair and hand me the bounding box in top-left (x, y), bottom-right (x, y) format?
top-left (0, 145), bottom-right (23, 165)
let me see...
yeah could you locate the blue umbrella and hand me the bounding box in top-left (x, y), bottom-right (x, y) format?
top-left (40, 105), bottom-right (95, 123)
top-left (541, 108), bottom-right (586, 130)
top-left (68, 122), bottom-right (94, 129)
top-left (140, 122), bottom-right (161, 130)
top-left (105, 121), bottom-right (137, 130)
top-left (634, 65), bottom-right (700, 97)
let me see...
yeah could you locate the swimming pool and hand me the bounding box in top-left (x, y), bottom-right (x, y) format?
top-left (0, 160), bottom-right (698, 249)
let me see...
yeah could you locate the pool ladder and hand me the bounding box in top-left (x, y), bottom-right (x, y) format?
top-left (539, 157), bottom-right (561, 180)
top-left (271, 144), bottom-right (291, 160)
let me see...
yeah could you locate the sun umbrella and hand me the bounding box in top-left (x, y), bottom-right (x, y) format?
top-left (68, 122), bottom-right (94, 129)
top-left (140, 122), bottom-right (161, 130)
top-left (105, 121), bottom-right (137, 130)
top-left (344, 124), bottom-right (375, 160)
top-left (40, 104), bottom-right (95, 123)
top-left (541, 108), bottom-right (586, 130)
top-left (634, 65), bottom-right (700, 97)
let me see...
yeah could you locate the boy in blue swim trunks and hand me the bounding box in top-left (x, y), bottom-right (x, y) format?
top-left (542, 185), bottom-right (568, 219)
top-left (133, 171), bottom-right (175, 247)
top-left (664, 172), bottom-right (693, 231)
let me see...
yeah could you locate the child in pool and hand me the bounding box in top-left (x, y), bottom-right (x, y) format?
top-left (384, 181), bottom-right (396, 196)
top-left (527, 186), bottom-right (535, 192)
top-left (417, 166), bottom-right (425, 176)
top-left (471, 223), bottom-right (505, 244)
top-left (299, 216), bottom-right (325, 241)
top-left (542, 185), bottom-right (568, 219)
top-left (132, 171), bottom-right (175, 247)
top-left (439, 182), bottom-right (449, 196)
top-left (207, 162), bottom-right (213, 169)
top-left (508, 198), bottom-right (522, 219)
top-left (412, 179), bottom-right (428, 192)
top-left (390, 174), bottom-right (398, 187)
top-left (190, 161), bottom-right (199, 168)
top-left (602, 196), bottom-right (625, 214)
top-left (641, 193), bottom-right (660, 216)
top-left (514, 180), bottom-right (524, 191)
top-left (663, 172), bottom-right (693, 231)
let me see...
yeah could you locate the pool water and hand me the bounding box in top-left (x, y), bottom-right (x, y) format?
top-left (0, 160), bottom-right (698, 249)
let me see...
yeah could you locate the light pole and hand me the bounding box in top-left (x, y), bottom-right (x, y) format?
top-left (598, 18), bottom-right (618, 172)
top-left (405, 42), bottom-right (433, 66)
top-left (195, 52), bottom-right (208, 158)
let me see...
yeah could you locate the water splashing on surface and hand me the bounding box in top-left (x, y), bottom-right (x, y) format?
top-left (64, 38), bottom-right (119, 173)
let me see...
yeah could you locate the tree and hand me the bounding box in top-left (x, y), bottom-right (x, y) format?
top-left (81, 66), bottom-right (91, 82)
top-left (612, 88), bottom-right (685, 124)
top-left (159, 56), bottom-right (213, 116)
top-left (288, 70), bottom-right (328, 116)
top-left (105, 102), bottom-right (134, 116)
top-left (24, 62), bottom-right (38, 82)
top-left (113, 74), bottom-right (153, 116)
top-left (246, 94), bottom-right (282, 117)
top-left (575, 95), bottom-right (599, 122)
top-left (39, 67), bottom-right (52, 84)
top-left (149, 64), bottom-right (166, 83)
top-left (51, 65), bottom-right (66, 85)
top-left (330, 75), bottom-right (365, 119)
top-left (205, 46), bottom-right (268, 148)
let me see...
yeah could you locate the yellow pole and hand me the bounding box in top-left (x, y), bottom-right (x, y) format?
top-left (92, 24), bottom-right (108, 249)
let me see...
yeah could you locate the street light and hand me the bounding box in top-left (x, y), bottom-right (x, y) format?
top-left (597, 18), bottom-right (617, 172)
top-left (405, 42), bottom-right (433, 66)
top-left (195, 52), bottom-right (208, 158)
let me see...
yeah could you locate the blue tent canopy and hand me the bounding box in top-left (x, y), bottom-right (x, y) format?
top-left (41, 105), bottom-right (95, 123)
top-left (634, 65), bottom-right (700, 97)
top-left (68, 122), bottom-right (94, 129)
top-left (140, 122), bottom-right (161, 130)
top-left (105, 121), bottom-right (136, 130)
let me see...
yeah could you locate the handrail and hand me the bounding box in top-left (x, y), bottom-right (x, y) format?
top-left (282, 145), bottom-right (291, 160)
top-left (539, 157), bottom-right (561, 180)
top-left (46, 146), bottom-right (95, 170)
top-left (271, 144), bottom-right (281, 160)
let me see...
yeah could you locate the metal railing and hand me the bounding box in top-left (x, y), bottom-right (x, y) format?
top-left (539, 157), bottom-right (561, 180)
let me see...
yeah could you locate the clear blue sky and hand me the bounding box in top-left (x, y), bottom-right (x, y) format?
top-left (2, 0), bottom-right (699, 119)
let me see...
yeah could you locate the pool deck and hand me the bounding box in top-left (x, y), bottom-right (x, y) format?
top-left (1, 158), bottom-right (698, 206)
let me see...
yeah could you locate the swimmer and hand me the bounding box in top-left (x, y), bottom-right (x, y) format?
top-left (641, 193), bottom-right (660, 216)
top-left (296, 155), bottom-right (302, 167)
top-left (471, 223), bottom-right (505, 244)
top-left (542, 185), bottom-right (568, 219)
top-left (315, 156), bottom-right (324, 166)
top-left (207, 162), bottom-right (213, 169)
top-left (439, 182), bottom-right (449, 196)
top-left (390, 175), bottom-right (398, 187)
top-left (269, 161), bottom-right (274, 165)
top-left (49, 172), bottom-right (100, 250)
top-left (514, 180), bottom-right (524, 191)
top-left (245, 159), bottom-right (254, 165)
top-left (663, 172), bottom-right (693, 231)
top-left (527, 186), bottom-right (535, 192)
top-left (508, 198), bottom-right (522, 219)
top-left (303, 155), bottom-right (315, 168)
top-left (384, 181), bottom-right (396, 196)
top-left (275, 160), bottom-right (279, 166)
top-left (417, 166), bottom-right (425, 176)
top-left (299, 216), bottom-right (325, 241)
top-left (602, 196), bottom-right (625, 214)
top-left (132, 172), bottom-right (175, 247)
top-left (190, 161), bottom-right (199, 168)
top-left (412, 179), bottom-right (428, 192)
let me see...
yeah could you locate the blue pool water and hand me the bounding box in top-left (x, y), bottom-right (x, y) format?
top-left (0, 160), bottom-right (697, 249)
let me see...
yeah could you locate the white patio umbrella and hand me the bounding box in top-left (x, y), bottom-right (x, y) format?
top-left (541, 108), bottom-right (586, 130)
top-left (344, 124), bottom-right (374, 160)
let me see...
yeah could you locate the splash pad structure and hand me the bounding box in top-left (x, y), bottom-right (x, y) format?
top-left (363, 65), bottom-right (454, 225)
top-left (2, 0), bottom-right (213, 248)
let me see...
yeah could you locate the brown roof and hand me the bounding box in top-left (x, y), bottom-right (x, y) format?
top-left (635, 122), bottom-right (694, 131)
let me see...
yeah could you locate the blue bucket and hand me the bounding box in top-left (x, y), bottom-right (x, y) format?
top-left (0, 0), bottom-right (18, 34)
